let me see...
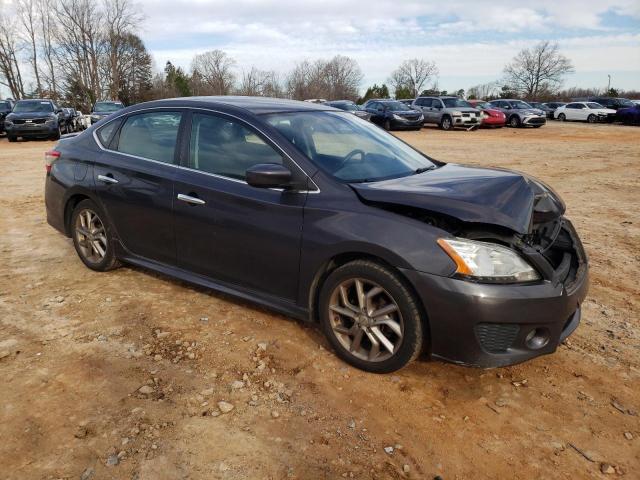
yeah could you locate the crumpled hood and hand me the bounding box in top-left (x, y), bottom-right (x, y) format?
top-left (350, 164), bottom-right (565, 234)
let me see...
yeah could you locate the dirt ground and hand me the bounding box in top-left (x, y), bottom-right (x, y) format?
top-left (0, 121), bottom-right (638, 480)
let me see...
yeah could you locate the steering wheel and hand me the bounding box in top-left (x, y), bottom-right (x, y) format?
top-left (337, 149), bottom-right (366, 170)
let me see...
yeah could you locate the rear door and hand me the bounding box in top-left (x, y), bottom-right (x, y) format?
top-left (93, 110), bottom-right (184, 265)
top-left (173, 110), bottom-right (307, 301)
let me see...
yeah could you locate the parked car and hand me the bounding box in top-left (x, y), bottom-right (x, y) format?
top-left (74, 110), bottom-right (88, 130)
top-left (90, 100), bottom-right (125, 124)
top-left (528, 102), bottom-right (554, 119)
top-left (362, 99), bottom-right (423, 130)
top-left (554, 102), bottom-right (616, 123)
top-left (412, 96), bottom-right (481, 130)
top-left (0, 99), bottom-right (14, 134)
top-left (61, 108), bottom-right (76, 133)
top-left (631, 100), bottom-right (640, 106)
top-left (44, 97), bottom-right (588, 372)
top-left (488, 99), bottom-right (546, 128)
top-left (4, 99), bottom-right (64, 141)
top-left (303, 99), bottom-right (327, 104)
top-left (542, 102), bottom-right (567, 119)
top-left (324, 100), bottom-right (371, 121)
top-left (616, 103), bottom-right (640, 125)
top-left (398, 99), bottom-right (414, 107)
top-left (467, 100), bottom-right (506, 128)
top-left (587, 97), bottom-right (635, 111)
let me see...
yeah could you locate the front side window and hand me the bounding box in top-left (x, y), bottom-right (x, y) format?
top-left (264, 111), bottom-right (436, 183)
top-left (189, 113), bottom-right (283, 180)
top-left (116, 112), bottom-right (182, 164)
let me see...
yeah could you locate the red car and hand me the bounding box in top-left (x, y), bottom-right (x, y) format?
top-left (468, 100), bottom-right (506, 128)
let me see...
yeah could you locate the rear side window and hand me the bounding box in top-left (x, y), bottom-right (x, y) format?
top-left (188, 113), bottom-right (283, 180)
top-left (116, 112), bottom-right (182, 164)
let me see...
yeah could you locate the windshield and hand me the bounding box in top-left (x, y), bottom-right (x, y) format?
top-left (0, 101), bottom-right (10, 109)
top-left (381, 101), bottom-right (412, 112)
top-left (509, 100), bottom-right (532, 109)
top-left (442, 98), bottom-right (472, 108)
top-left (13, 100), bottom-right (54, 113)
top-left (618, 99), bottom-right (634, 107)
top-left (94, 102), bottom-right (123, 113)
top-left (586, 102), bottom-right (604, 109)
top-left (264, 111), bottom-right (436, 183)
top-left (330, 102), bottom-right (359, 111)
top-left (474, 101), bottom-right (490, 109)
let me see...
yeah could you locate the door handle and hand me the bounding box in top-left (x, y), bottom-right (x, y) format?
top-left (97, 174), bottom-right (118, 184)
top-left (177, 193), bottom-right (205, 205)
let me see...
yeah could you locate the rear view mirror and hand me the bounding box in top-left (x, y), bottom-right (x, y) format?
top-left (246, 163), bottom-right (292, 189)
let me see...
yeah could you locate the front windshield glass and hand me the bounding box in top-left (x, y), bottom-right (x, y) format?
top-left (331, 102), bottom-right (358, 111)
top-left (94, 102), bottom-right (123, 113)
top-left (13, 100), bottom-right (54, 113)
top-left (587, 102), bottom-right (604, 109)
top-left (618, 99), bottom-right (634, 107)
top-left (509, 100), bottom-right (532, 109)
top-left (0, 101), bottom-right (10, 109)
top-left (442, 98), bottom-right (472, 108)
top-left (381, 101), bottom-right (412, 112)
top-left (474, 101), bottom-right (490, 109)
top-left (264, 111), bottom-right (436, 183)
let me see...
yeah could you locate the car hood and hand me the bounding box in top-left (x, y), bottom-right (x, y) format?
top-left (519, 108), bottom-right (544, 116)
top-left (391, 110), bottom-right (421, 116)
top-left (350, 163), bottom-right (565, 234)
top-left (593, 108), bottom-right (616, 114)
top-left (7, 111), bottom-right (55, 120)
top-left (445, 107), bottom-right (479, 113)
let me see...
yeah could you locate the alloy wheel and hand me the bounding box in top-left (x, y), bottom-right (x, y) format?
top-left (74, 208), bottom-right (108, 264)
top-left (328, 278), bottom-right (404, 362)
top-left (588, 114), bottom-right (596, 123)
top-left (441, 117), bottom-right (452, 130)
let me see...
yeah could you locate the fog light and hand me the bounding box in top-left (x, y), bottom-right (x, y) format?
top-left (525, 328), bottom-right (550, 350)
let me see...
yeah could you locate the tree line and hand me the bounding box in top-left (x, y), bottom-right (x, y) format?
top-left (1, 2), bottom-right (635, 110)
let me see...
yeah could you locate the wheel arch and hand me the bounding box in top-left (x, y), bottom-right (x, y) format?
top-left (62, 188), bottom-right (100, 236)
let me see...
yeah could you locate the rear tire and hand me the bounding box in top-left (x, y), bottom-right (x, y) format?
top-left (319, 260), bottom-right (424, 373)
top-left (71, 199), bottom-right (120, 272)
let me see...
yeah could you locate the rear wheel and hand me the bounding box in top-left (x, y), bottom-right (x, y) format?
top-left (319, 260), bottom-right (424, 373)
top-left (71, 199), bottom-right (120, 272)
top-left (509, 115), bottom-right (521, 128)
top-left (587, 114), bottom-right (597, 123)
top-left (557, 113), bottom-right (566, 122)
top-left (440, 116), bottom-right (453, 130)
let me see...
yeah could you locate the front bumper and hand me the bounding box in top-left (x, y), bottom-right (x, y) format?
top-left (403, 266), bottom-right (588, 367)
top-left (391, 117), bottom-right (423, 129)
top-left (5, 124), bottom-right (58, 137)
top-left (452, 115), bottom-right (480, 127)
top-left (522, 115), bottom-right (546, 126)
top-left (480, 116), bottom-right (505, 127)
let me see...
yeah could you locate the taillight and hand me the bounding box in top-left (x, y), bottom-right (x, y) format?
top-left (45, 150), bottom-right (60, 173)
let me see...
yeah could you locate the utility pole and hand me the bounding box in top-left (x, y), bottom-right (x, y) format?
top-left (607, 75), bottom-right (611, 92)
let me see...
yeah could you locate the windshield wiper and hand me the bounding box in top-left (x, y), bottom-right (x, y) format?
top-left (414, 166), bottom-right (436, 174)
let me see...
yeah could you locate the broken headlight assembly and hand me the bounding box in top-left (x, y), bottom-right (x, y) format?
top-left (437, 237), bottom-right (540, 284)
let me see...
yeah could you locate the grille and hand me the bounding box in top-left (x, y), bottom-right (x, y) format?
top-left (475, 323), bottom-right (520, 353)
top-left (528, 117), bottom-right (546, 124)
top-left (14, 118), bottom-right (46, 125)
top-left (403, 115), bottom-right (419, 121)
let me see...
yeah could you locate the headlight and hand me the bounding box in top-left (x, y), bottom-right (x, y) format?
top-left (392, 114), bottom-right (404, 120)
top-left (437, 237), bottom-right (540, 283)
top-left (4, 119), bottom-right (12, 125)
top-left (45, 115), bottom-right (57, 124)
top-left (418, 114), bottom-right (424, 120)
top-left (451, 110), bottom-right (462, 116)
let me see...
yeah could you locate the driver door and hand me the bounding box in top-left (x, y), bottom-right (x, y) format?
top-left (173, 111), bottom-right (307, 301)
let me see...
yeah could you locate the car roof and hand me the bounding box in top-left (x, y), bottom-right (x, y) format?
top-left (16, 98), bottom-right (53, 102)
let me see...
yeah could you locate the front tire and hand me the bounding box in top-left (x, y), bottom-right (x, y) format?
top-left (319, 260), bottom-right (424, 373)
top-left (557, 113), bottom-right (566, 122)
top-left (71, 199), bottom-right (120, 272)
top-left (509, 115), bottom-right (521, 128)
top-left (383, 119), bottom-right (391, 131)
top-left (587, 114), bottom-right (597, 123)
top-left (8, 135), bottom-right (17, 142)
top-left (51, 126), bottom-right (61, 140)
top-left (440, 115), bottom-right (453, 130)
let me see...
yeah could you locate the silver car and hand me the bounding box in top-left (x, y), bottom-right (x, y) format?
top-left (487, 99), bottom-right (546, 128)
top-left (412, 96), bottom-right (481, 130)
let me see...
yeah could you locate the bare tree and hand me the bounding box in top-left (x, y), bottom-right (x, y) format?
top-left (503, 41), bottom-right (574, 98)
top-left (237, 67), bottom-right (283, 97)
top-left (0, 13), bottom-right (25, 98)
top-left (104, 0), bottom-right (142, 99)
top-left (467, 81), bottom-right (501, 100)
top-left (38, 0), bottom-right (59, 99)
top-left (323, 55), bottom-right (363, 100)
top-left (191, 50), bottom-right (236, 95)
top-left (389, 59), bottom-right (438, 98)
top-left (17, 0), bottom-right (42, 94)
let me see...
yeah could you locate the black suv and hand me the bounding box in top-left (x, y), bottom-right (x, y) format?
top-left (0, 99), bottom-right (14, 134)
top-left (90, 101), bottom-right (125, 124)
top-left (362, 99), bottom-right (423, 130)
top-left (4, 99), bottom-right (64, 141)
top-left (588, 97), bottom-right (635, 111)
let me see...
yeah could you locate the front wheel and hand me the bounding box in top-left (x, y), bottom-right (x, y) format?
top-left (587, 114), bottom-right (597, 123)
top-left (440, 116), bottom-right (453, 130)
top-left (557, 113), bottom-right (566, 122)
top-left (509, 115), bottom-right (521, 128)
top-left (51, 126), bottom-right (61, 140)
top-left (319, 260), bottom-right (424, 373)
top-left (7, 135), bottom-right (17, 142)
top-left (383, 119), bottom-right (391, 131)
top-left (71, 199), bottom-right (120, 272)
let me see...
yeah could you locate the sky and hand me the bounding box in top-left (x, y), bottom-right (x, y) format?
top-left (138, 0), bottom-right (640, 94)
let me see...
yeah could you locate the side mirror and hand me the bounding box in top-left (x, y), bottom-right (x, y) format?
top-left (246, 163), bottom-right (292, 189)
